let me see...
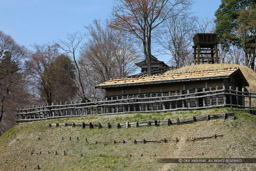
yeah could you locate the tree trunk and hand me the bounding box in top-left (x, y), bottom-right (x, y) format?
top-left (72, 51), bottom-right (89, 102)
top-left (147, 29), bottom-right (152, 76)
top-left (0, 96), bottom-right (5, 122)
top-left (251, 55), bottom-right (256, 71)
top-left (245, 50), bottom-right (249, 67)
top-left (147, 42), bottom-right (152, 76)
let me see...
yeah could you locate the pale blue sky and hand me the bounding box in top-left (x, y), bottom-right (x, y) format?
top-left (0, 0), bottom-right (221, 51)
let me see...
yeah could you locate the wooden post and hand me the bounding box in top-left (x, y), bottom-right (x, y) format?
top-left (91, 106), bottom-right (94, 115)
top-left (112, 105), bottom-right (114, 114)
top-left (242, 88), bottom-right (245, 107)
top-left (177, 118), bottom-right (180, 125)
top-left (52, 103), bottom-right (55, 117)
top-left (209, 87), bottom-right (213, 106)
top-left (216, 86), bottom-right (219, 105)
top-left (223, 92), bottom-right (226, 106)
top-left (162, 102), bottom-right (165, 110)
top-left (98, 123), bottom-right (102, 129)
top-left (203, 88), bottom-right (206, 107)
top-left (194, 46), bottom-right (196, 64)
top-left (236, 87), bottom-right (239, 106)
top-left (123, 105), bottom-right (125, 113)
top-left (126, 122), bottom-right (130, 128)
top-left (154, 120), bottom-right (158, 126)
top-left (116, 105), bottom-right (119, 113)
top-left (167, 119), bottom-right (172, 126)
top-left (229, 86), bottom-right (232, 106)
top-left (215, 44), bottom-right (219, 64)
top-left (224, 113), bottom-right (228, 120)
top-left (96, 107), bottom-right (99, 115)
top-left (223, 85), bottom-right (226, 106)
top-left (249, 89), bottom-right (252, 108)
top-left (197, 45), bottom-right (200, 64)
top-left (101, 106), bottom-right (104, 114)
top-left (136, 122), bottom-right (139, 127)
top-left (193, 116), bottom-right (197, 122)
top-left (82, 122), bottom-right (85, 129)
top-left (187, 89), bottom-right (190, 109)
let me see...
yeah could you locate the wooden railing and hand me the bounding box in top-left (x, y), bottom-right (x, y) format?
top-left (48, 113), bottom-right (236, 129)
top-left (16, 86), bottom-right (256, 122)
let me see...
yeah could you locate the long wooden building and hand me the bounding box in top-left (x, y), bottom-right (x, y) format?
top-left (96, 67), bottom-right (249, 107)
top-left (97, 68), bottom-right (248, 96)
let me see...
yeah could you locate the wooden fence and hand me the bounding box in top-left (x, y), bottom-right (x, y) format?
top-left (48, 113), bottom-right (236, 129)
top-left (16, 86), bottom-right (256, 122)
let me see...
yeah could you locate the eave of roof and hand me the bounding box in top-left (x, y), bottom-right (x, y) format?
top-left (96, 75), bottom-right (230, 89)
top-left (229, 68), bottom-right (249, 86)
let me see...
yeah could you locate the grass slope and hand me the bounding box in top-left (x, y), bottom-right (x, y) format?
top-left (0, 108), bottom-right (256, 171)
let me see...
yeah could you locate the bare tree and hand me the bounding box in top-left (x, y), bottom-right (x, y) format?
top-left (158, 13), bottom-right (195, 68)
top-left (111, 0), bottom-right (191, 75)
top-left (80, 20), bottom-right (139, 98)
top-left (82, 20), bottom-right (117, 83)
top-left (78, 59), bottom-right (103, 99)
top-left (219, 45), bottom-right (244, 65)
top-left (0, 31), bottom-right (29, 134)
top-left (112, 33), bottom-right (139, 78)
top-left (58, 33), bottom-right (89, 102)
top-left (195, 18), bottom-right (215, 33)
top-left (25, 44), bottom-right (76, 105)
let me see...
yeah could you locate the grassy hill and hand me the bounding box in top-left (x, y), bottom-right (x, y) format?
top-left (0, 108), bottom-right (256, 171)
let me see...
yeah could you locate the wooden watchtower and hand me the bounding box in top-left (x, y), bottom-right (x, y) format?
top-left (193, 33), bottom-right (219, 64)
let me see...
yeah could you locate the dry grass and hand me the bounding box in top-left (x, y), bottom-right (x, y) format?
top-left (0, 108), bottom-right (256, 171)
top-left (166, 64), bottom-right (256, 92)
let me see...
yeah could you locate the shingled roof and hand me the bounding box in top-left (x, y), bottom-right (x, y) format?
top-left (96, 67), bottom-right (249, 89)
top-left (135, 55), bottom-right (169, 67)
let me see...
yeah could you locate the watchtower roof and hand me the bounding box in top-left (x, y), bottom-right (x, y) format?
top-left (193, 33), bottom-right (218, 48)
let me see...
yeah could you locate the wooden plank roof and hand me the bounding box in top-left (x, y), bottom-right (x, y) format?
top-left (135, 55), bottom-right (169, 67)
top-left (96, 68), bottom-right (248, 89)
